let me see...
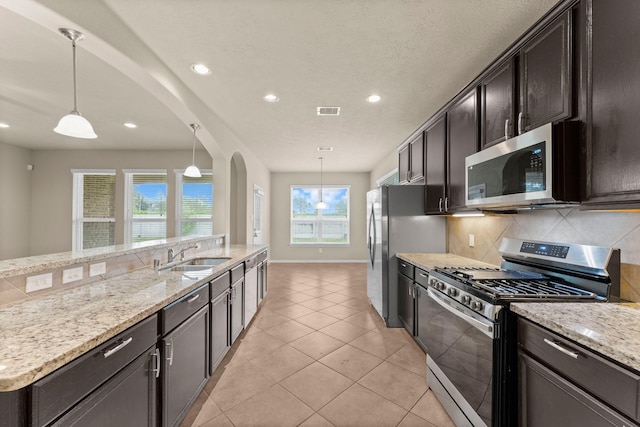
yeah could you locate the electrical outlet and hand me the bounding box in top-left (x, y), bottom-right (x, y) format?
top-left (90, 262), bottom-right (106, 277)
top-left (26, 273), bottom-right (53, 293)
top-left (469, 234), bottom-right (475, 247)
top-left (62, 267), bottom-right (83, 284)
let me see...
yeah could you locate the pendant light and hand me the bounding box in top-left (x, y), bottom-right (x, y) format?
top-left (54, 28), bottom-right (97, 139)
top-left (184, 123), bottom-right (202, 178)
top-left (315, 157), bottom-right (328, 210)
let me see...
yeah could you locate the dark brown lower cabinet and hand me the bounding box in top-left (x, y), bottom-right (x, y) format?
top-left (397, 272), bottom-right (415, 335)
top-left (162, 305), bottom-right (210, 427)
top-left (52, 347), bottom-right (158, 426)
top-left (415, 284), bottom-right (428, 352)
top-left (230, 277), bottom-right (244, 344)
top-left (518, 317), bottom-right (639, 426)
top-left (210, 289), bottom-right (230, 372)
top-left (0, 389), bottom-right (27, 427)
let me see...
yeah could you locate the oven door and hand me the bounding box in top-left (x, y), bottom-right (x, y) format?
top-left (426, 288), bottom-right (496, 427)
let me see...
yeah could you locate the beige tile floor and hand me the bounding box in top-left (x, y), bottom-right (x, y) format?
top-left (180, 263), bottom-right (455, 427)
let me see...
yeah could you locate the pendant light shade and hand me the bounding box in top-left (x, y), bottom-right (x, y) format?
top-left (315, 157), bottom-right (328, 210)
top-left (54, 28), bottom-right (97, 139)
top-left (184, 123), bottom-right (202, 178)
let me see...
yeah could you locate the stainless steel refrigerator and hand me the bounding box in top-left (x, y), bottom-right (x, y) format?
top-left (366, 185), bottom-right (446, 327)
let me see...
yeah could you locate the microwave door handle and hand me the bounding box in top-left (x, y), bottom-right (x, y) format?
top-left (427, 288), bottom-right (495, 339)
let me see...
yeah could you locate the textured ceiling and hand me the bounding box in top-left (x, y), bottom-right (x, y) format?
top-left (0, 0), bottom-right (560, 172)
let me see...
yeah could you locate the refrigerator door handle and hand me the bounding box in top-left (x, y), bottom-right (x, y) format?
top-left (368, 203), bottom-right (376, 267)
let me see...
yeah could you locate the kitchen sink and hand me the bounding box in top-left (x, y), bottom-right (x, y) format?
top-left (162, 257), bottom-right (232, 272)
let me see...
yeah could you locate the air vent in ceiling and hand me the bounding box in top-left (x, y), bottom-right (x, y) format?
top-left (317, 146), bottom-right (334, 152)
top-left (317, 106), bottom-right (340, 116)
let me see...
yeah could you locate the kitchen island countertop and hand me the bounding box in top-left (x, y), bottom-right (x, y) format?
top-left (0, 244), bottom-right (266, 392)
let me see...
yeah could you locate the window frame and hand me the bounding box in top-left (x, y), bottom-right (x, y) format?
top-left (289, 184), bottom-right (351, 247)
top-left (123, 169), bottom-right (168, 245)
top-left (71, 169), bottom-right (117, 252)
top-left (174, 169), bottom-right (213, 238)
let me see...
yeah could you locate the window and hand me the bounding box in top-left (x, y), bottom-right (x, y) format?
top-left (72, 170), bottom-right (116, 251)
top-left (124, 170), bottom-right (167, 244)
top-left (253, 185), bottom-right (264, 244)
top-left (175, 170), bottom-right (213, 237)
top-left (290, 185), bottom-right (350, 245)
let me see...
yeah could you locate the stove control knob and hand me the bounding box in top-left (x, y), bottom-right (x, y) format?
top-left (461, 295), bottom-right (471, 305)
top-left (437, 282), bottom-right (446, 291)
top-left (471, 301), bottom-right (484, 312)
top-left (429, 278), bottom-right (437, 287)
top-left (447, 288), bottom-right (458, 297)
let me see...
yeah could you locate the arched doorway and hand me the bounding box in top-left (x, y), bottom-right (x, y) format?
top-left (230, 152), bottom-right (247, 244)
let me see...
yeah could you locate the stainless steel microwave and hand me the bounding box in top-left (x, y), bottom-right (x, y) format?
top-left (465, 122), bottom-right (579, 209)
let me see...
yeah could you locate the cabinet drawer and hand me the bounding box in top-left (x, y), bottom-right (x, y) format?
top-left (31, 314), bottom-right (158, 427)
top-left (518, 318), bottom-right (640, 422)
top-left (230, 264), bottom-right (244, 284)
top-left (162, 284), bottom-right (209, 335)
top-left (398, 259), bottom-right (414, 280)
top-left (210, 272), bottom-right (230, 300)
top-left (414, 268), bottom-right (430, 288)
top-left (257, 251), bottom-right (267, 263)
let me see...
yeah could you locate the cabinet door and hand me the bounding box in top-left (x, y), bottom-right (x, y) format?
top-left (409, 134), bottom-right (425, 182)
top-left (518, 352), bottom-right (635, 427)
top-left (398, 145), bottom-right (410, 184)
top-left (397, 273), bottom-right (415, 335)
top-left (230, 278), bottom-right (244, 344)
top-left (424, 114), bottom-right (447, 214)
top-left (447, 89), bottom-right (479, 211)
top-left (519, 10), bottom-right (572, 133)
top-left (585, 0), bottom-right (640, 207)
top-left (481, 58), bottom-right (516, 148)
top-left (53, 347), bottom-right (158, 427)
top-left (163, 306), bottom-right (210, 427)
top-left (210, 290), bottom-right (230, 372)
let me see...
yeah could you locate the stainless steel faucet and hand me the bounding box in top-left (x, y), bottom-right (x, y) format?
top-left (168, 244), bottom-right (198, 263)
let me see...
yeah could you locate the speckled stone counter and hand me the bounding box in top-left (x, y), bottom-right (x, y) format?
top-left (511, 302), bottom-right (640, 372)
top-left (396, 253), bottom-right (498, 271)
top-left (0, 244), bottom-right (266, 392)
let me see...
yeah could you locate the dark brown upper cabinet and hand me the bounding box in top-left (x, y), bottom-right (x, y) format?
top-left (479, 9), bottom-right (573, 149)
top-left (398, 133), bottom-right (425, 184)
top-left (519, 9), bottom-right (573, 133)
top-left (480, 57), bottom-right (516, 148)
top-left (583, 0), bottom-right (640, 208)
top-left (424, 88), bottom-right (479, 214)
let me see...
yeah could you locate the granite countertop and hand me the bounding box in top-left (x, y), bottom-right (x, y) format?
top-left (0, 244), bottom-right (266, 392)
top-left (511, 302), bottom-right (640, 373)
top-left (396, 253), bottom-right (498, 271)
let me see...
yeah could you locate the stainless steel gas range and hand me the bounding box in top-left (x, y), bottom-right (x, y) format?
top-left (424, 238), bottom-right (620, 427)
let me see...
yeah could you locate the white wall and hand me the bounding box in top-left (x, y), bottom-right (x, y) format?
top-left (0, 142), bottom-right (32, 259)
top-left (270, 171), bottom-right (368, 262)
top-left (369, 148), bottom-right (398, 190)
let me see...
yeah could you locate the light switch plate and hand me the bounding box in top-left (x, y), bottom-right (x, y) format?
top-left (90, 262), bottom-right (106, 277)
top-left (26, 273), bottom-right (53, 293)
top-left (62, 267), bottom-right (83, 284)
top-left (468, 234), bottom-right (475, 247)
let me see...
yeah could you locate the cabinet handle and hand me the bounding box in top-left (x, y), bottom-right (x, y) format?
top-left (419, 272), bottom-right (428, 278)
top-left (152, 348), bottom-right (161, 378)
top-left (544, 338), bottom-right (579, 359)
top-left (166, 339), bottom-right (174, 366)
top-left (187, 294), bottom-right (200, 304)
top-left (438, 198), bottom-right (443, 212)
top-left (517, 112), bottom-right (524, 135)
top-left (401, 263), bottom-right (407, 268)
top-left (504, 118), bottom-right (510, 140)
top-left (444, 197), bottom-right (449, 212)
top-left (103, 337), bottom-right (133, 358)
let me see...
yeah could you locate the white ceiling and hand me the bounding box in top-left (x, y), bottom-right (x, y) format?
top-left (0, 0), bottom-right (560, 172)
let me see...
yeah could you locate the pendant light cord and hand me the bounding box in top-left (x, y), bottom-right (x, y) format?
top-left (191, 126), bottom-right (197, 165)
top-left (319, 157), bottom-right (324, 202)
top-left (72, 39), bottom-right (78, 113)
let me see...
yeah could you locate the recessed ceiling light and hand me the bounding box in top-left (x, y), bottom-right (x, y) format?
top-left (366, 94), bottom-right (382, 103)
top-left (263, 94), bottom-right (280, 102)
top-left (317, 146), bottom-right (334, 152)
top-left (123, 122), bottom-right (138, 129)
top-left (191, 63), bottom-right (211, 75)
top-left (0, 123), bottom-right (9, 128)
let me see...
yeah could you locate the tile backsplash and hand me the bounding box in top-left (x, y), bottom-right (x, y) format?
top-left (448, 208), bottom-right (640, 302)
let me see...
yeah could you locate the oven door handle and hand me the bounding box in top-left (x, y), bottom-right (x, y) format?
top-left (427, 288), bottom-right (496, 339)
